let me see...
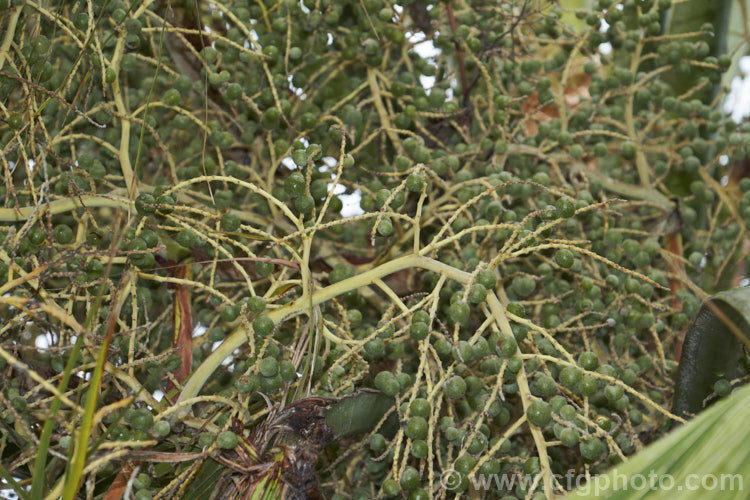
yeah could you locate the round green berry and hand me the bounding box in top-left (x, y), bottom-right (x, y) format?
top-left (220, 304), bottom-right (239, 322)
top-left (559, 366), bottom-right (582, 388)
top-left (294, 194), bottom-right (315, 214)
top-left (374, 371), bottom-right (400, 396)
top-left (560, 427), bottom-right (579, 447)
top-left (377, 217), bottom-right (393, 236)
top-left (370, 433), bottom-right (386, 451)
top-left (555, 249), bottom-right (575, 268)
top-left (580, 437), bottom-right (604, 461)
top-left (604, 384), bottom-right (624, 401)
top-left (28, 226), bottom-right (46, 245)
top-left (511, 275), bottom-right (536, 297)
top-left (53, 224), bottom-right (74, 244)
top-left (499, 335), bottom-right (517, 358)
top-left (578, 375), bottom-right (598, 396)
top-left (254, 260), bottom-right (274, 277)
top-left (555, 197), bottom-right (575, 218)
top-left (285, 172), bottom-right (306, 197)
top-left (383, 479), bottom-right (400, 496)
top-left (7, 113), bottom-right (23, 130)
top-left (217, 430), bottom-right (239, 449)
top-left (153, 420), bottom-right (170, 437)
top-left (449, 300), bottom-right (470, 324)
top-left (469, 283), bottom-right (487, 303)
top-left (714, 378), bottom-right (731, 397)
top-left (176, 229), bottom-right (198, 247)
top-left (443, 376), bottom-right (467, 399)
top-left (620, 141), bottom-right (637, 158)
top-left (198, 432), bottom-right (215, 448)
top-left (400, 466), bottom-right (420, 491)
top-left (253, 314), bottom-right (274, 336)
top-left (411, 440), bottom-right (428, 459)
top-left (163, 88), bottom-right (181, 106)
top-left (412, 310), bottom-right (430, 324)
top-left (410, 398), bottom-right (431, 418)
top-left (477, 269), bottom-right (497, 289)
top-left (406, 173), bottom-right (424, 192)
top-left (220, 212), bottom-right (241, 232)
top-left (135, 193), bottom-right (157, 215)
top-left (259, 357), bottom-right (278, 377)
top-left (246, 296), bottom-right (266, 313)
top-left (578, 351), bottom-right (599, 371)
top-left (526, 400), bottom-right (551, 427)
top-left (279, 360), bottom-right (296, 381)
top-left (410, 321), bottom-right (429, 341)
top-left (405, 416), bottom-right (428, 440)
top-left (131, 409), bottom-right (154, 431)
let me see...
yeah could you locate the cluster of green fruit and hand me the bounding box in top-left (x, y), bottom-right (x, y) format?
top-left (1, 0), bottom-right (749, 498)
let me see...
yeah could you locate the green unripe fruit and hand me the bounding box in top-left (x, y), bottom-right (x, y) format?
top-left (253, 314), bottom-right (274, 336)
top-left (477, 269), bottom-right (497, 289)
top-left (279, 360), bottom-right (296, 381)
top-left (198, 432), bottom-right (215, 448)
top-left (499, 335), bottom-right (517, 358)
top-left (135, 193), bottom-right (157, 215)
top-left (220, 212), bottom-right (241, 232)
top-left (259, 357), bottom-right (278, 377)
top-left (449, 300), bottom-right (470, 324)
top-left (176, 229), bottom-right (198, 248)
top-left (294, 195), bottom-right (315, 214)
top-left (405, 416), bottom-right (428, 440)
top-left (444, 376), bottom-right (467, 399)
top-left (220, 304), bottom-right (239, 322)
top-left (604, 384), bottom-right (624, 401)
top-left (555, 249), bottom-right (575, 268)
top-left (410, 321), bottom-right (429, 340)
top-left (556, 197), bottom-right (575, 218)
top-left (578, 351), bottom-right (599, 370)
top-left (410, 398), bottom-right (431, 417)
top-left (156, 194), bottom-right (175, 214)
top-left (163, 88), bottom-right (181, 106)
top-left (255, 260), bottom-right (274, 277)
top-left (246, 296), bottom-right (266, 313)
top-left (560, 427), bottom-right (579, 447)
top-left (400, 466), bottom-right (420, 491)
top-left (714, 378), bottom-right (731, 397)
top-left (411, 440), bottom-right (428, 459)
top-left (365, 338), bottom-right (385, 358)
top-left (406, 173), bottom-right (424, 192)
top-left (469, 284), bottom-right (487, 303)
top-left (370, 433), bottom-right (387, 452)
top-left (377, 217), bottom-right (393, 236)
top-left (153, 420), bottom-right (170, 437)
top-left (285, 172), bottom-right (306, 197)
top-left (131, 409), bottom-right (154, 431)
top-left (579, 375), bottom-right (598, 396)
top-left (511, 275), bottom-right (536, 297)
top-left (52, 224), bottom-right (74, 244)
top-left (8, 113), bottom-right (23, 130)
top-left (559, 365), bottom-right (582, 388)
top-left (383, 479), bottom-right (400, 496)
top-left (580, 437), bottom-right (604, 461)
top-left (526, 400), bottom-right (551, 427)
top-left (621, 141), bottom-right (637, 158)
top-left (375, 371), bottom-right (400, 396)
top-left (28, 226), bottom-right (45, 245)
top-left (413, 310), bottom-right (430, 324)
top-left (217, 430), bottom-right (239, 449)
